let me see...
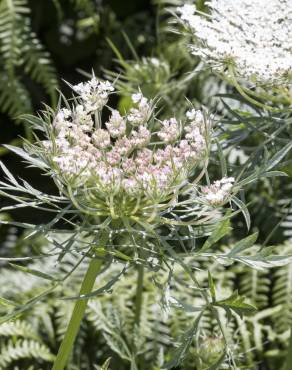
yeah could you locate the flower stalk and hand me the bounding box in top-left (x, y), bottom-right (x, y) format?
top-left (52, 257), bottom-right (103, 370)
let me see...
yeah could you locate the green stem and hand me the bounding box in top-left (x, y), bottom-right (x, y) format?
top-left (134, 264), bottom-right (144, 326)
top-left (228, 65), bottom-right (282, 112)
top-left (285, 327), bottom-right (292, 370)
top-left (52, 258), bottom-right (103, 370)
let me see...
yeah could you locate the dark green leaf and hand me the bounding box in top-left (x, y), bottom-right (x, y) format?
top-left (227, 232), bottom-right (258, 257)
top-left (9, 263), bottom-right (60, 282)
top-left (213, 290), bottom-right (256, 318)
top-left (266, 142), bottom-right (292, 171)
top-left (200, 218), bottom-right (231, 253)
top-left (164, 311), bottom-right (204, 368)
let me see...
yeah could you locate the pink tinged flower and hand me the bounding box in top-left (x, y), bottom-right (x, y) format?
top-left (122, 158), bottom-right (136, 174)
top-left (73, 104), bottom-right (94, 131)
top-left (55, 137), bottom-right (71, 151)
top-left (136, 171), bottom-right (153, 188)
top-left (97, 165), bottom-right (122, 187)
top-left (186, 109), bottom-right (207, 135)
top-left (87, 144), bottom-right (102, 161)
top-left (185, 126), bottom-right (205, 150)
top-left (105, 110), bottom-right (126, 138)
top-left (53, 145), bottom-right (97, 177)
top-left (158, 117), bottom-right (179, 143)
top-left (69, 126), bottom-right (92, 148)
top-left (184, 112), bottom-right (206, 155)
top-left (152, 165), bottom-right (172, 187)
top-left (135, 148), bottom-right (153, 167)
top-left (122, 178), bottom-right (139, 194)
top-left (154, 146), bottom-right (174, 165)
top-left (46, 80), bottom-right (212, 203)
top-left (92, 129), bottom-right (111, 149)
top-left (114, 137), bottom-right (133, 156)
top-left (106, 148), bottom-right (122, 166)
top-left (201, 177), bottom-right (235, 206)
top-left (131, 126), bottom-right (151, 148)
top-left (128, 94), bottom-right (151, 125)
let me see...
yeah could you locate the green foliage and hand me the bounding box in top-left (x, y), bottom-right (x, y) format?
top-left (0, 0), bottom-right (57, 120)
top-left (0, 0), bottom-right (291, 369)
top-left (0, 339), bottom-right (54, 369)
top-left (272, 245), bottom-right (292, 334)
top-left (0, 240), bottom-right (291, 369)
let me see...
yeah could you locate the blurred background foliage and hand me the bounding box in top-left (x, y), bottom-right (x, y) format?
top-left (0, 0), bottom-right (292, 369)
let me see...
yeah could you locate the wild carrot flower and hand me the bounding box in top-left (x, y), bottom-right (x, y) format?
top-left (39, 77), bottom-right (214, 222)
top-left (178, 0), bottom-right (292, 86)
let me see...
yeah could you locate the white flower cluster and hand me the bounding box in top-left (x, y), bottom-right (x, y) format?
top-left (201, 177), bottom-right (234, 206)
top-left (73, 77), bottom-right (114, 112)
top-left (128, 92), bottom-right (152, 125)
top-left (44, 78), bottom-right (209, 199)
top-left (179, 1), bottom-right (292, 84)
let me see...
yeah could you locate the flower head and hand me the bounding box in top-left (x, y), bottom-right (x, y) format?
top-left (179, 0), bottom-right (292, 85)
top-left (73, 77), bottom-right (114, 112)
top-left (42, 77), bottom-right (211, 221)
top-left (201, 177), bottom-right (234, 206)
top-left (158, 118), bottom-right (180, 144)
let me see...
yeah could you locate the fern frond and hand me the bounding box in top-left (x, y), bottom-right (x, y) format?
top-left (0, 74), bottom-right (32, 118)
top-left (0, 0), bottom-right (57, 119)
top-left (22, 29), bottom-right (58, 106)
top-left (0, 0), bottom-right (28, 75)
top-left (0, 339), bottom-right (54, 369)
top-left (238, 267), bottom-right (270, 309)
top-left (272, 245), bottom-right (292, 334)
top-left (0, 320), bottom-right (39, 341)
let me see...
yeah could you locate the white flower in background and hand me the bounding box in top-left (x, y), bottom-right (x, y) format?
top-left (186, 109), bottom-right (204, 123)
top-left (178, 0), bottom-right (292, 85)
top-left (228, 148), bottom-right (248, 165)
top-left (201, 177), bottom-right (234, 206)
top-left (132, 92), bottom-right (143, 104)
top-left (179, 4), bottom-right (196, 22)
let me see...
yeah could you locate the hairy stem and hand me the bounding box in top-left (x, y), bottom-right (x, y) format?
top-left (52, 257), bottom-right (103, 370)
top-left (134, 264), bottom-right (144, 326)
